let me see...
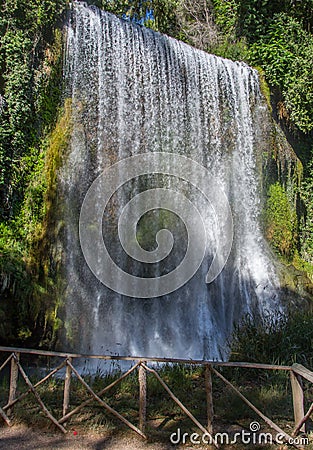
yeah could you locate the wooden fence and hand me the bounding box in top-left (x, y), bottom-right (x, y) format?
top-left (0, 345), bottom-right (312, 449)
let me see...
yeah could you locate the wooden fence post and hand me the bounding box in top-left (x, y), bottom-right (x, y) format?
top-left (139, 363), bottom-right (147, 433)
top-left (63, 357), bottom-right (72, 423)
top-left (8, 352), bottom-right (20, 417)
top-left (290, 371), bottom-right (305, 433)
top-left (205, 364), bottom-right (214, 435)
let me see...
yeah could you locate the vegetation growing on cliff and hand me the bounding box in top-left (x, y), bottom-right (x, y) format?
top-left (265, 183), bottom-right (298, 260)
top-left (0, 0), bottom-right (67, 345)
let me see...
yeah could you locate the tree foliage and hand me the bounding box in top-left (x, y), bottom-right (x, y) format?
top-left (174, 0), bottom-right (220, 51)
top-left (0, 0), bottom-right (67, 345)
top-left (0, 0), bottom-right (67, 220)
top-left (248, 13), bottom-right (313, 133)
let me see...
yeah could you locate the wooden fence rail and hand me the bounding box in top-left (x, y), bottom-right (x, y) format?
top-left (0, 346), bottom-right (312, 449)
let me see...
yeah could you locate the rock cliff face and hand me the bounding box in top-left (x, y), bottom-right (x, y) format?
top-left (261, 122), bottom-right (313, 308)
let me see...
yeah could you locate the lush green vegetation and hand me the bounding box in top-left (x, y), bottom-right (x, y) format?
top-left (0, 0), bottom-right (67, 218)
top-left (0, 0), bottom-right (67, 345)
top-left (265, 183), bottom-right (298, 260)
top-left (231, 311), bottom-right (313, 369)
top-left (301, 160), bottom-right (313, 266)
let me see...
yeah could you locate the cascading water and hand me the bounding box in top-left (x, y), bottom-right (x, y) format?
top-left (59, 2), bottom-right (281, 360)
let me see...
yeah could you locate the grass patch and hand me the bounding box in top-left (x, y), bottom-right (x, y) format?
top-left (230, 311), bottom-right (313, 369)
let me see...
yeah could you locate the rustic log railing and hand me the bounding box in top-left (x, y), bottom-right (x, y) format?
top-left (0, 346), bottom-right (312, 449)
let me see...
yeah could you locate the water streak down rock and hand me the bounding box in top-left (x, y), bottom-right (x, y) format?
top-left (60, 2), bottom-right (282, 360)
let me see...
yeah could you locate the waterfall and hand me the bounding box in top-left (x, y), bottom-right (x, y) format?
top-left (60, 2), bottom-right (281, 360)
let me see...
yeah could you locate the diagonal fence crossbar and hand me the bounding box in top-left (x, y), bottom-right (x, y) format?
top-left (3, 359), bottom-right (68, 412)
top-left (141, 363), bottom-right (218, 448)
top-left (0, 354), bottom-right (13, 373)
top-left (0, 405), bottom-right (11, 427)
top-left (0, 346), bottom-right (312, 449)
top-left (12, 354), bottom-right (67, 433)
top-left (58, 361), bottom-right (141, 424)
top-left (66, 360), bottom-right (146, 439)
top-left (211, 367), bottom-right (300, 448)
top-left (293, 402), bottom-right (313, 436)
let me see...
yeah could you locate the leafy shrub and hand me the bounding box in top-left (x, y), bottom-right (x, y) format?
top-left (0, 0), bottom-right (66, 219)
top-left (248, 13), bottom-right (313, 132)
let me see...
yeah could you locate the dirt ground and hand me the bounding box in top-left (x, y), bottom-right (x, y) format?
top-left (0, 425), bottom-right (179, 450)
top-left (1, 425), bottom-right (306, 450)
